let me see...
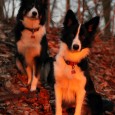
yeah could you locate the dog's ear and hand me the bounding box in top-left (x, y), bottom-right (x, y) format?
top-left (84, 16), bottom-right (100, 35)
top-left (20, 0), bottom-right (28, 5)
top-left (20, 0), bottom-right (27, 3)
top-left (63, 10), bottom-right (79, 28)
top-left (20, 0), bottom-right (24, 2)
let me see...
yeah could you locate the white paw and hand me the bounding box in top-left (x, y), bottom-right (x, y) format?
top-left (74, 112), bottom-right (81, 115)
top-left (74, 114), bottom-right (80, 115)
top-left (30, 76), bottom-right (38, 91)
top-left (56, 112), bottom-right (62, 115)
top-left (30, 85), bottom-right (37, 91)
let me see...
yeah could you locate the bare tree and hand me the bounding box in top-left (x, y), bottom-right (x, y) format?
top-left (112, 4), bottom-right (115, 35)
top-left (46, 0), bottom-right (51, 29)
top-left (66, 0), bottom-right (70, 11)
top-left (0, 0), bottom-right (5, 20)
top-left (50, 0), bottom-right (57, 27)
top-left (81, 0), bottom-right (85, 23)
top-left (77, 0), bottom-right (81, 22)
top-left (93, 0), bottom-right (98, 15)
top-left (3, 0), bottom-right (10, 20)
top-left (11, 0), bottom-right (15, 20)
top-left (102, 0), bottom-right (111, 36)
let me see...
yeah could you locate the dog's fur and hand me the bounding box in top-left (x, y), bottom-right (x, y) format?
top-left (49, 10), bottom-right (102, 115)
top-left (15, 0), bottom-right (48, 91)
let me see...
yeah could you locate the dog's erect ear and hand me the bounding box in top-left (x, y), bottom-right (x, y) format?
top-left (20, 0), bottom-right (28, 5)
top-left (63, 10), bottom-right (79, 27)
top-left (20, 0), bottom-right (22, 1)
top-left (84, 16), bottom-right (100, 35)
top-left (20, 0), bottom-right (27, 3)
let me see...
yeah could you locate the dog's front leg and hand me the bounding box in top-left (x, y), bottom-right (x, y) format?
top-left (30, 64), bottom-right (39, 91)
top-left (26, 66), bottom-right (32, 85)
top-left (30, 57), bottom-right (42, 91)
top-left (30, 76), bottom-right (38, 91)
top-left (54, 84), bottom-right (62, 115)
top-left (74, 89), bottom-right (86, 115)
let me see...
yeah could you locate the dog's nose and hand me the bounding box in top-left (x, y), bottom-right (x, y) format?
top-left (32, 11), bottom-right (37, 16)
top-left (73, 44), bottom-right (79, 50)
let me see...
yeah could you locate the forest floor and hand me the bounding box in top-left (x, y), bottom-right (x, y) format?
top-left (0, 21), bottom-right (115, 115)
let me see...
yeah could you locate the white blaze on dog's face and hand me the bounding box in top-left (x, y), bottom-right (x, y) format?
top-left (26, 7), bottom-right (39, 18)
top-left (72, 24), bottom-right (81, 51)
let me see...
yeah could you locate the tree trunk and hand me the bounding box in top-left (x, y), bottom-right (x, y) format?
top-left (50, 0), bottom-right (56, 27)
top-left (81, 0), bottom-right (85, 23)
top-left (46, 0), bottom-right (51, 29)
top-left (112, 4), bottom-right (115, 36)
top-left (11, 0), bottom-right (15, 20)
top-left (77, 0), bottom-right (81, 22)
top-left (93, 0), bottom-right (98, 15)
top-left (102, 0), bottom-right (111, 37)
top-left (66, 0), bottom-right (70, 11)
top-left (0, 0), bottom-right (4, 20)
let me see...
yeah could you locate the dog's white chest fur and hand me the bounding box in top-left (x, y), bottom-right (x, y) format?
top-left (54, 56), bottom-right (86, 103)
top-left (17, 26), bottom-right (45, 64)
top-left (54, 42), bottom-right (90, 103)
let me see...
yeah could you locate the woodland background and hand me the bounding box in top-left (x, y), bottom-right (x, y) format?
top-left (0, 0), bottom-right (115, 115)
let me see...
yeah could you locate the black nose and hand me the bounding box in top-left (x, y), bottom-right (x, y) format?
top-left (32, 11), bottom-right (37, 16)
top-left (73, 44), bottom-right (79, 50)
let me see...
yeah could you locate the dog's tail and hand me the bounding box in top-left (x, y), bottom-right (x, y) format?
top-left (87, 93), bottom-right (114, 115)
top-left (41, 57), bottom-right (55, 86)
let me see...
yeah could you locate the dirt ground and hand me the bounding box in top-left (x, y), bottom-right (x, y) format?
top-left (0, 21), bottom-right (115, 115)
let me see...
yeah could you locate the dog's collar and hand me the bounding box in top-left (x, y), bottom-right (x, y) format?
top-left (64, 59), bottom-right (78, 74)
top-left (25, 27), bottom-right (40, 33)
top-left (24, 27), bottom-right (40, 39)
top-left (65, 60), bottom-right (78, 66)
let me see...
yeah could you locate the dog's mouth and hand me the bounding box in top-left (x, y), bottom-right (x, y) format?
top-left (31, 16), bottom-right (38, 19)
top-left (26, 15), bottom-right (37, 19)
top-left (25, 16), bottom-right (39, 20)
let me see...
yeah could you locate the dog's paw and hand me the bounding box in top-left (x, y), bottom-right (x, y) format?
top-left (56, 112), bottom-right (62, 115)
top-left (74, 114), bottom-right (80, 115)
top-left (30, 86), bottom-right (37, 92)
top-left (74, 113), bottom-right (81, 115)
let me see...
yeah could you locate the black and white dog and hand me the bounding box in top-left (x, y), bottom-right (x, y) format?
top-left (15, 0), bottom-right (48, 91)
top-left (47, 10), bottom-right (103, 115)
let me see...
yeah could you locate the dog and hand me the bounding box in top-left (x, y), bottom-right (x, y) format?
top-left (52, 10), bottom-right (102, 115)
top-left (14, 0), bottom-right (48, 91)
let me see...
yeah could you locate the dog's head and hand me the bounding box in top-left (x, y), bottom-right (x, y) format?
top-left (62, 10), bottom-right (100, 52)
top-left (17, 0), bottom-right (47, 25)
